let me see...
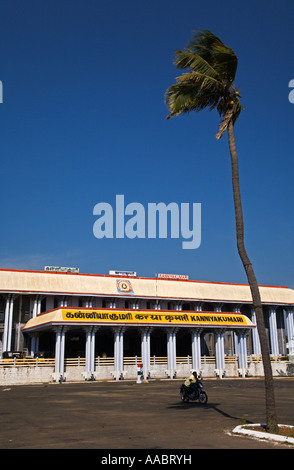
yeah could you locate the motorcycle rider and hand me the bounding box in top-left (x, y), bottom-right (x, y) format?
top-left (182, 370), bottom-right (199, 400)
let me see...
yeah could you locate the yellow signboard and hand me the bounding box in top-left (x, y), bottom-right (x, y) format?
top-left (62, 309), bottom-right (254, 327)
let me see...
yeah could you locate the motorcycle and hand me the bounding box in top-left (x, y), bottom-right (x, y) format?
top-left (180, 380), bottom-right (208, 404)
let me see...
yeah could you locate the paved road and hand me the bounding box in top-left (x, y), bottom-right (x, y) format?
top-left (0, 378), bottom-right (293, 450)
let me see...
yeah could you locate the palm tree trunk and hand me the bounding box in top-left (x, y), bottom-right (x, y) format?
top-left (227, 121), bottom-right (278, 433)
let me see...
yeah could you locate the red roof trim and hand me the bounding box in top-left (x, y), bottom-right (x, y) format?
top-left (0, 268), bottom-right (289, 289)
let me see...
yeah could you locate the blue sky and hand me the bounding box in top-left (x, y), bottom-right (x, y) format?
top-left (0, 0), bottom-right (293, 288)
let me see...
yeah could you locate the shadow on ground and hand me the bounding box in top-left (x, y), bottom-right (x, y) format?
top-left (167, 401), bottom-right (254, 423)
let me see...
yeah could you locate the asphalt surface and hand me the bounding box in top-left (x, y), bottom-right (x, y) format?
top-left (0, 378), bottom-right (293, 451)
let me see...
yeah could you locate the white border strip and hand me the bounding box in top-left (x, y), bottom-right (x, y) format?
top-left (232, 424), bottom-right (294, 444)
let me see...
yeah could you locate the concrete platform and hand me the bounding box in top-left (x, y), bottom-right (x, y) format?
top-left (0, 378), bottom-right (293, 450)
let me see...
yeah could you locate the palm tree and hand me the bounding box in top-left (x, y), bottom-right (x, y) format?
top-left (165, 30), bottom-right (278, 433)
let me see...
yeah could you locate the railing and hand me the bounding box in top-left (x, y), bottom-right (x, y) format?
top-left (0, 355), bottom-right (216, 368)
top-left (249, 355), bottom-right (288, 363)
top-left (177, 355), bottom-right (215, 364)
top-left (0, 357), bottom-right (56, 368)
top-left (0, 354), bottom-right (288, 369)
top-left (65, 357), bottom-right (86, 367)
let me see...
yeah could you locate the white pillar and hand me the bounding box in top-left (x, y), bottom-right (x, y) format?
top-left (141, 329), bottom-right (147, 375)
top-left (191, 304), bottom-right (202, 372)
top-left (114, 329), bottom-right (119, 372)
top-left (147, 328), bottom-right (151, 373)
top-left (214, 303), bottom-right (222, 312)
top-left (166, 328), bottom-right (177, 378)
top-left (7, 296), bottom-right (14, 352)
top-left (3, 295), bottom-right (11, 352)
top-left (251, 308), bottom-right (261, 355)
top-left (113, 327), bottom-right (124, 380)
top-left (108, 299), bottom-right (116, 309)
top-left (54, 327), bottom-right (66, 381)
top-left (215, 330), bottom-right (225, 378)
top-left (214, 305), bottom-right (225, 378)
top-left (269, 307), bottom-right (279, 356)
top-left (172, 329), bottom-right (177, 372)
top-left (55, 329), bottom-right (61, 376)
top-left (167, 331), bottom-right (172, 372)
top-left (284, 308), bottom-right (294, 360)
top-left (84, 327), bottom-right (97, 378)
top-left (119, 328), bottom-right (124, 371)
top-left (60, 328), bottom-right (65, 377)
top-left (237, 330), bottom-right (248, 377)
top-left (140, 327), bottom-right (151, 379)
top-left (233, 305), bottom-right (242, 357)
top-left (33, 297), bottom-right (38, 318)
top-left (85, 328), bottom-right (92, 373)
top-left (37, 297), bottom-right (42, 315)
top-left (58, 297), bottom-right (68, 308)
top-left (90, 328), bottom-right (96, 372)
top-left (191, 328), bottom-right (202, 372)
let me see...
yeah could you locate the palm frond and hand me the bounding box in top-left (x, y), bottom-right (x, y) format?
top-left (176, 72), bottom-right (223, 91)
top-left (186, 30), bottom-right (238, 84)
top-left (211, 45), bottom-right (238, 84)
top-left (165, 80), bottom-right (223, 119)
top-left (165, 29), bottom-right (242, 131)
top-left (187, 29), bottom-right (222, 56)
top-left (175, 50), bottom-right (219, 79)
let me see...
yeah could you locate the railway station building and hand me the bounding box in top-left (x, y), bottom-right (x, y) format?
top-left (0, 268), bottom-right (294, 384)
